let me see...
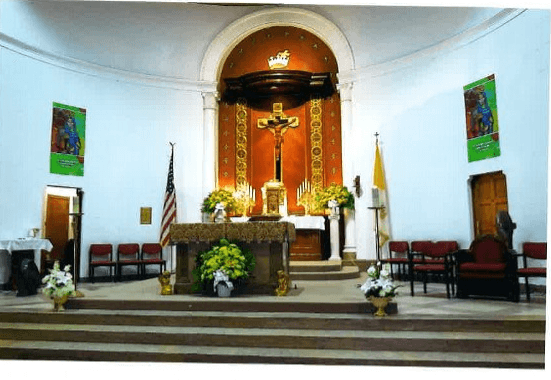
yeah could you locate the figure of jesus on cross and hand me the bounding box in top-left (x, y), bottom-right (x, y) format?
top-left (257, 103), bottom-right (299, 181)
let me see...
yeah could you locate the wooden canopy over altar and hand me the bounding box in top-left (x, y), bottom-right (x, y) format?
top-left (217, 26), bottom-right (343, 217)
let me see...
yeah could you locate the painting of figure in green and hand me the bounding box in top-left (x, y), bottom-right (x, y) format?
top-left (50, 102), bottom-right (86, 176)
top-left (463, 75), bottom-right (500, 162)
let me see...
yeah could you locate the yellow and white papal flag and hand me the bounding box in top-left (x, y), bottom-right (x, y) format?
top-left (373, 142), bottom-right (390, 248)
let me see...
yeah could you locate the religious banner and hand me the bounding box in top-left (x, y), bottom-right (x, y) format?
top-left (50, 102), bottom-right (86, 176)
top-left (463, 74), bottom-right (500, 162)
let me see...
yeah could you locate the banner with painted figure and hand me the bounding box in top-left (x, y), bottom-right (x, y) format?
top-left (50, 102), bottom-right (86, 176)
top-left (463, 74), bottom-right (500, 162)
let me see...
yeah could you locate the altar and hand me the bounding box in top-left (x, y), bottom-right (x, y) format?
top-left (170, 222), bottom-right (295, 295)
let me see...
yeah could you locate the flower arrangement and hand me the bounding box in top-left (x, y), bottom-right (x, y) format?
top-left (314, 183), bottom-right (354, 210)
top-left (192, 238), bottom-right (255, 294)
top-left (42, 261), bottom-right (75, 299)
top-left (359, 262), bottom-right (401, 298)
top-left (201, 188), bottom-right (237, 214)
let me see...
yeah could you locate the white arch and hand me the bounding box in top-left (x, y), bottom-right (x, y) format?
top-left (200, 7), bottom-right (355, 83)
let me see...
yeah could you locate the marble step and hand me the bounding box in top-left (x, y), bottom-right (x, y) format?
top-left (290, 261), bottom-right (343, 272)
top-left (290, 265), bottom-right (360, 281)
top-left (0, 339), bottom-right (543, 368)
top-left (0, 309), bottom-right (545, 333)
top-left (0, 322), bottom-right (544, 354)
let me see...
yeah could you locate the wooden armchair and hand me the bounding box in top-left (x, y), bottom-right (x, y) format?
top-left (456, 235), bottom-right (519, 301)
top-left (116, 243), bottom-right (141, 281)
top-left (89, 244), bottom-right (115, 283)
top-left (409, 241), bottom-right (457, 298)
top-left (516, 242), bottom-right (546, 302)
top-left (140, 243), bottom-right (166, 278)
top-left (381, 241), bottom-right (410, 281)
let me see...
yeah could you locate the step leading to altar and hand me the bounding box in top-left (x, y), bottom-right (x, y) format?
top-left (290, 261), bottom-right (360, 281)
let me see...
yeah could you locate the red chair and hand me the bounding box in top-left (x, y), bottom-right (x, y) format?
top-left (88, 244), bottom-right (115, 283)
top-left (116, 243), bottom-right (141, 281)
top-left (456, 235), bottom-right (519, 302)
top-left (140, 243), bottom-right (166, 278)
top-left (410, 241), bottom-right (456, 298)
top-left (381, 241), bottom-right (410, 281)
top-left (517, 242), bottom-right (547, 302)
top-left (408, 241), bottom-right (433, 295)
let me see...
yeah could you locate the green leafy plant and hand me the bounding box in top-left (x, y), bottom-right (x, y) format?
top-left (192, 238), bottom-right (255, 294)
top-left (314, 183), bottom-right (354, 210)
top-left (201, 189), bottom-right (237, 213)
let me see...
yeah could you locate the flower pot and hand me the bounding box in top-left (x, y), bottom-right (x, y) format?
top-left (216, 283), bottom-right (232, 298)
top-left (368, 296), bottom-right (391, 317)
top-left (53, 294), bottom-right (69, 312)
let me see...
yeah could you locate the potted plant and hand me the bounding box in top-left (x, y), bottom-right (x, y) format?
top-left (192, 238), bottom-right (255, 296)
top-left (314, 183), bottom-right (354, 212)
top-left (359, 262), bottom-right (401, 317)
top-left (201, 189), bottom-right (238, 221)
top-left (42, 260), bottom-right (76, 311)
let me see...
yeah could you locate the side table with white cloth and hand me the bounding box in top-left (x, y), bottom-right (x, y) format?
top-left (0, 238), bottom-right (53, 289)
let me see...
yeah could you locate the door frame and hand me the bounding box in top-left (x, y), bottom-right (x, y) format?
top-left (469, 170), bottom-right (509, 240)
top-left (43, 185), bottom-right (83, 287)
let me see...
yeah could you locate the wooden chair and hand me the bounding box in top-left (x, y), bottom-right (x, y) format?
top-left (408, 241), bottom-right (432, 288)
top-left (517, 242), bottom-right (547, 302)
top-left (116, 243), bottom-right (141, 281)
top-left (140, 243), bottom-right (166, 278)
top-left (88, 244), bottom-right (115, 283)
top-left (381, 241), bottom-right (410, 281)
top-left (456, 235), bottom-right (519, 302)
top-left (410, 241), bottom-right (456, 298)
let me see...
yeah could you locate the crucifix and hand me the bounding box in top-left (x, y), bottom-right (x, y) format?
top-left (257, 103), bottom-right (299, 181)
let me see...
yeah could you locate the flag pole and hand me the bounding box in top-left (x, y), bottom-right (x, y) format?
top-left (369, 132), bottom-right (382, 263)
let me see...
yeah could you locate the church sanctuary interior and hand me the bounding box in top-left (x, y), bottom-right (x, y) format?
top-left (0, 0), bottom-right (549, 375)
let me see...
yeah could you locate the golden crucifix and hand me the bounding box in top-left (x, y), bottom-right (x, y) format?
top-left (257, 103), bottom-right (299, 181)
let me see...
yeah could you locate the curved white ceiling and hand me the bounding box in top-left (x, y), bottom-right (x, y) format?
top-left (0, 2), bottom-right (505, 80)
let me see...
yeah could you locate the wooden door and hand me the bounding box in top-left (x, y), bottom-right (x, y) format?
top-left (471, 172), bottom-right (508, 237)
top-left (44, 195), bottom-right (70, 263)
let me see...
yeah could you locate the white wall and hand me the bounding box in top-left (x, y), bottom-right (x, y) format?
top-left (0, 48), bottom-right (205, 278)
top-left (352, 9), bottom-right (549, 263)
top-left (1, 6), bottom-right (548, 281)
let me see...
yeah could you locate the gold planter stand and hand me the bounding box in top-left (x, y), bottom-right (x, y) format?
top-left (53, 295), bottom-right (69, 312)
top-left (369, 296), bottom-right (391, 317)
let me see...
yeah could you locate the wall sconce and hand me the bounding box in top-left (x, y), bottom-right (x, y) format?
top-left (354, 175), bottom-right (361, 197)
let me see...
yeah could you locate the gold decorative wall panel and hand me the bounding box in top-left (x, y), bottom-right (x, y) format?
top-left (310, 97), bottom-right (324, 191)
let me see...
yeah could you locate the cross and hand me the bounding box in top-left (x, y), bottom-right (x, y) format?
top-left (257, 103), bottom-right (299, 181)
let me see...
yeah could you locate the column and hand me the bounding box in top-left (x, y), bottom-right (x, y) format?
top-left (329, 205), bottom-right (341, 262)
top-left (338, 81), bottom-right (357, 261)
top-left (201, 90), bottom-right (219, 198)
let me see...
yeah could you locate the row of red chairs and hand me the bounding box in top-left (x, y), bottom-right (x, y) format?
top-left (381, 240), bottom-right (459, 299)
top-left (382, 239), bottom-right (547, 302)
top-left (88, 243), bottom-right (166, 282)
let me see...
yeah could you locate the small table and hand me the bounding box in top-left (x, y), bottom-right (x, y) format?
top-left (0, 238), bottom-right (53, 289)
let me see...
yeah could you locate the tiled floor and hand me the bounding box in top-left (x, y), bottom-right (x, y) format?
top-left (1, 273), bottom-right (546, 320)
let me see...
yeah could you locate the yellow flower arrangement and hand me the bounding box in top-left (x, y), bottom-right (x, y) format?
top-left (201, 188), bottom-right (237, 213)
top-left (314, 183), bottom-right (355, 210)
top-left (192, 238), bottom-right (256, 294)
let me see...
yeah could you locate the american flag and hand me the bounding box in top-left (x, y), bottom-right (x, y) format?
top-left (160, 143), bottom-right (177, 247)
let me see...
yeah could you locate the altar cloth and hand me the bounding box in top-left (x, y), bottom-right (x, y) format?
top-left (0, 238), bottom-right (53, 272)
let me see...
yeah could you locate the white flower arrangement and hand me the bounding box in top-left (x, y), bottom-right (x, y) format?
top-left (213, 269), bottom-right (234, 293)
top-left (359, 262), bottom-right (401, 298)
top-left (42, 261), bottom-right (76, 298)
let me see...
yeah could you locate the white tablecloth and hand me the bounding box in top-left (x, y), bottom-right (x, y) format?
top-left (281, 215), bottom-right (326, 230)
top-left (230, 216), bottom-right (326, 230)
top-left (0, 238), bottom-right (53, 272)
